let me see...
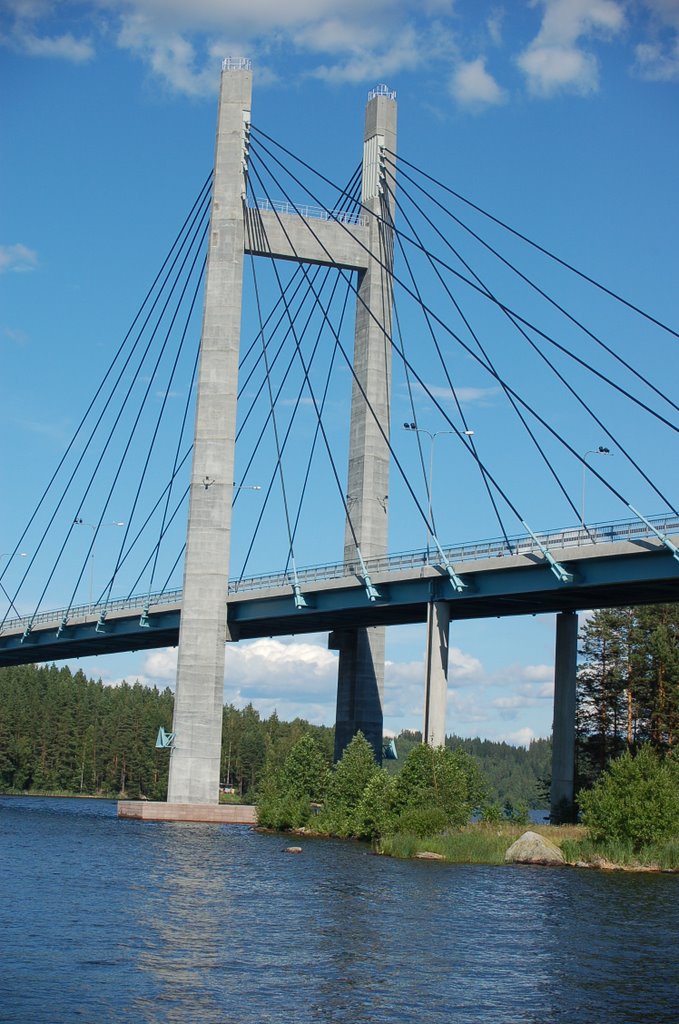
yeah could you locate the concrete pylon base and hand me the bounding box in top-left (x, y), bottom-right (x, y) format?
top-left (117, 801), bottom-right (257, 824)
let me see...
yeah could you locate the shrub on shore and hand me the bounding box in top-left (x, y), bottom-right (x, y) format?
top-left (256, 731), bottom-right (487, 840)
top-left (578, 745), bottom-right (679, 850)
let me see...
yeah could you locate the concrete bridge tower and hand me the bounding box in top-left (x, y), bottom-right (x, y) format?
top-left (167, 64), bottom-right (397, 804)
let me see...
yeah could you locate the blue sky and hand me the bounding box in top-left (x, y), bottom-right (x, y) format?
top-left (1, 0), bottom-right (678, 746)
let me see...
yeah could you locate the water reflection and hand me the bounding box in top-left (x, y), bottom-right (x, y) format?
top-left (1, 798), bottom-right (678, 1024)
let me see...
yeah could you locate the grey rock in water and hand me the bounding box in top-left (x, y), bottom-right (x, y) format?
top-left (504, 831), bottom-right (565, 866)
top-left (415, 851), bottom-right (445, 861)
top-left (284, 846), bottom-right (303, 854)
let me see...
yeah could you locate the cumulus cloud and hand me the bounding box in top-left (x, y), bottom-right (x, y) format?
top-left (0, 243), bottom-right (38, 273)
top-left (517, 0), bottom-right (625, 97)
top-left (450, 57), bottom-right (507, 108)
top-left (1, 1), bottom-right (457, 96)
top-left (635, 0), bottom-right (679, 81)
top-left (0, 1), bottom-right (94, 62)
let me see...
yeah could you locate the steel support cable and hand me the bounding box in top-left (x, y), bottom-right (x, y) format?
top-left (246, 150), bottom-right (456, 546)
top-left (0, 170), bottom-right (213, 591)
top-left (246, 137), bottom-right (644, 531)
top-left (383, 148), bottom-right (679, 343)
top-left (27, 212), bottom-right (209, 629)
top-left (383, 156), bottom-right (678, 417)
top-left (236, 168), bottom-right (362, 405)
top-left (237, 165), bottom-right (362, 379)
top-left (249, 246), bottom-right (299, 582)
top-left (250, 128), bottom-right (677, 435)
top-left (245, 153), bottom-right (374, 560)
top-left (383, 173), bottom-right (588, 535)
top-left (145, 319), bottom-right (202, 601)
top-left (57, 218), bottom-right (210, 626)
top-left (102, 255), bottom-right (208, 612)
top-left (384, 168), bottom-right (677, 519)
top-left (124, 484), bottom-right (191, 599)
top-left (234, 220), bottom-right (353, 580)
top-left (237, 264), bottom-right (350, 586)
top-left (87, 446), bottom-right (192, 601)
top-left (250, 133), bottom-right (678, 521)
top-left (236, 264), bottom-right (336, 442)
top-left (382, 179), bottom-right (513, 546)
top-left (3, 188), bottom-right (213, 630)
top-left (233, 168), bottom-right (363, 511)
top-left (285, 275), bottom-right (354, 574)
top-left (151, 166), bottom-right (363, 596)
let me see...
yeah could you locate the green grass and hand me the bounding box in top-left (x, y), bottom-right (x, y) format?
top-left (561, 836), bottom-right (679, 870)
top-left (378, 822), bottom-right (580, 864)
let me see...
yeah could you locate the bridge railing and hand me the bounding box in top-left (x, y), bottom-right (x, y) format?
top-left (251, 197), bottom-right (367, 226)
top-left (2, 514), bottom-right (677, 634)
top-left (227, 514), bottom-right (679, 592)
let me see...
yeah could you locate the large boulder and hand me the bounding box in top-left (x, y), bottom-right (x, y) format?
top-left (504, 830), bottom-right (565, 866)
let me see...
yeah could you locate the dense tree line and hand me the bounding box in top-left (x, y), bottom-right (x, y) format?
top-left (576, 604), bottom-right (679, 787)
top-left (0, 662), bottom-right (551, 805)
top-left (0, 664), bottom-right (175, 799)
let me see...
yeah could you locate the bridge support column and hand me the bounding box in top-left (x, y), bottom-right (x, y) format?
top-left (550, 610), bottom-right (578, 823)
top-left (167, 63), bottom-right (252, 805)
top-left (423, 601), bottom-right (450, 747)
top-left (331, 628), bottom-right (384, 760)
top-left (336, 86), bottom-right (397, 763)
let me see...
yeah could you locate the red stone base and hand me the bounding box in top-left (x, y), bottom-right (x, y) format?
top-left (117, 800), bottom-right (257, 824)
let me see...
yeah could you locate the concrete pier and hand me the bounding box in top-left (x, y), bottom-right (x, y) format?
top-left (550, 610), bottom-right (578, 822)
top-left (423, 600), bottom-right (450, 747)
top-left (118, 801), bottom-right (257, 824)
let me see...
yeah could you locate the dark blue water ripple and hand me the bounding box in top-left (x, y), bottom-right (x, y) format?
top-left (1, 797), bottom-right (677, 1023)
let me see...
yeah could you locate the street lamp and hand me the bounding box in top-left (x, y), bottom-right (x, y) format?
top-left (73, 519), bottom-right (124, 610)
top-left (403, 423), bottom-right (472, 558)
top-left (581, 447), bottom-right (612, 527)
top-left (0, 551), bottom-right (27, 618)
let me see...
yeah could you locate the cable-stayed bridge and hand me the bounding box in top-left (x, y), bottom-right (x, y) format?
top-left (1, 62), bottom-right (677, 820)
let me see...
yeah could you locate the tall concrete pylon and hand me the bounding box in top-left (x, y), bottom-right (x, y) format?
top-left (168, 63), bottom-right (396, 804)
top-left (333, 87), bottom-right (397, 761)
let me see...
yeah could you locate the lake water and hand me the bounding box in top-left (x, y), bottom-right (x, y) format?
top-left (1, 797), bottom-right (677, 1023)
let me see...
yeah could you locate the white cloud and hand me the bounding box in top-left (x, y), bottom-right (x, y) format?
top-left (635, 0), bottom-right (679, 81)
top-left (15, 29), bottom-right (94, 62)
top-left (517, 0), bottom-right (625, 97)
top-left (500, 726), bottom-right (536, 747)
top-left (0, 2), bottom-right (94, 63)
top-left (410, 382), bottom-right (500, 408)
top-left (0, 243), bottom-right (38, 273)
top-left (450, 57), bottom-right (507, 108)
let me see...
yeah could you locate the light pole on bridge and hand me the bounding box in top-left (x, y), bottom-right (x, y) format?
top-left (73, 519), bottom-right (125, 611)
top-left (403, 422), bottom-right (474, 560)
top-left (581, 447), bottom-right (612, 527)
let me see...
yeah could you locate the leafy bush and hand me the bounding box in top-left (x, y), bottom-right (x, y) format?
top-left (318, 732), bottom-right (379, 836)
top-left (397, 804), bottom-right (450, 838)
top-left (578, 746), bottom-right (679, 850)
top-left (392, 743), bottom-right (487, 829)
top-left (256, 734), bottom-right (330, 830)
top-left (352, 768), bottom-right (396, 840)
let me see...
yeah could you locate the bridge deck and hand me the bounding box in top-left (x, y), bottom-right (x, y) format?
top-left (1, 517), bottom-right (677, 667)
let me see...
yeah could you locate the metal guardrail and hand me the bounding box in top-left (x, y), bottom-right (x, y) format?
top-left (251, 197), bottom-right (366, 226)
top-left (2, 515), bottom-right (677, 635)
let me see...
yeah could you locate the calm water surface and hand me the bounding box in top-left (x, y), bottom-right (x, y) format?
top-left (1, 797), bottom-right (677, 1023)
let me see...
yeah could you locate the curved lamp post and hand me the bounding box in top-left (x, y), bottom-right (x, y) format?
top-left (581, 447), bottom-right (612, 527)
top-left (403, 423), bottom-right (473, 558)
